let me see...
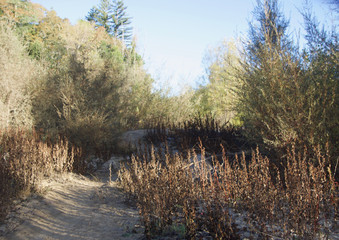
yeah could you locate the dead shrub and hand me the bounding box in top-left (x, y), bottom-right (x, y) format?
top-left (0, 128), bottom-right (76, 221)
top-left (119, 140), bottom-right (337, 239)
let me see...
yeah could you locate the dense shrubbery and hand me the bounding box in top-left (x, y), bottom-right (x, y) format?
top-left (192, 0), bottom-right (339, 168)
top-left (0, 0), bottom-right (159, 222)
top-left (0, 1), bottom-right (160, 155)
top-left (0, 22), bottom-right (39, 128)
top-left (237, 0), bottom-right (338, 163)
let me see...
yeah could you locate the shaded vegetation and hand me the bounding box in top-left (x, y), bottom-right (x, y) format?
top-left (146, 114), bottom-right (250, 155)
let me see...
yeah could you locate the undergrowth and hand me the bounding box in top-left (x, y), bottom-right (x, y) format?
top-left (0, 128), bottom-right (79, 221)
top-left (119, 139), bottom-right (338, 239)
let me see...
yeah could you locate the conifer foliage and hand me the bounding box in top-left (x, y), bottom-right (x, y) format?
top-left (86, 0), bottom-right (132, 45)
top-left (236, 0), bottom-right (338, 159)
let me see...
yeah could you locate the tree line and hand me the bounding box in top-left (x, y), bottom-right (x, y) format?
top-left (195, 0), bottom-right (338, 161)
top-left (0, 0), bottom-right (338, 163)
top-left (0, 0), bottom-right (175, 157)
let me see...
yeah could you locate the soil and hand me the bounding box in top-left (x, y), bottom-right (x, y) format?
top-left (0, 130), bottom-right (147, 240)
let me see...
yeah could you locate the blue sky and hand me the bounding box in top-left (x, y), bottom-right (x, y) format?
top-left (30, 0), bottom-right (333, 93)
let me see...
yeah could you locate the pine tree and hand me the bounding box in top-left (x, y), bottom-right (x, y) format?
top-left (86, 0), bottom-right (132, 45)
top-left (86, 0), bottom-right (112, 33)
top-left (111, 0), bottom-right (132, 42)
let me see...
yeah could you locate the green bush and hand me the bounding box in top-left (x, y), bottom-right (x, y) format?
top-left (236, 0), bottom-right (338, 162)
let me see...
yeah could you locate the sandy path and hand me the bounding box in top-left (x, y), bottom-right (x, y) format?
top-left (0, 172), bottom-right (143, 240)
top-left (0, 169), bottom-right (143, 240)
top-left (0, 131), bottom-right (147, 240)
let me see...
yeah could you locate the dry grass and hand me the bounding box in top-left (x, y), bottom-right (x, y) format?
top-left (119, 141), bottom-right (338, 239)
top-left (0, 128), bottom-right (77, 221)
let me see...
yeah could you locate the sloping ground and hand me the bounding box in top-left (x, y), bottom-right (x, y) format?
top-left (0, 130), bottom-right (147, 240)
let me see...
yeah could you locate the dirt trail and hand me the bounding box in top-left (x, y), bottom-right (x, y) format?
top-left (0, 130), bottom-right (148, 240)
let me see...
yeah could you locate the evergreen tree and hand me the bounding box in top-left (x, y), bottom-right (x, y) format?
top-left (86, 0), bottom-right (112, 33)
top-left (237, 0), bottom-right (301, 150)
top-left (301, 4), bottom-right (339, 158)
top-left (238, 0), bottom-right (338, 161)
top-left (111, 0), bottom-right (132, 42)
top-left (245, 0), bottom-right (292, 68)
top-left (86, 0), bottom-right (132, 45)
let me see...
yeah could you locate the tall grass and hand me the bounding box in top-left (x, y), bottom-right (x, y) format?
top-left (119, 142), bottom-right (337, 239)
top-left (0, 128), bottom-right (77, 221)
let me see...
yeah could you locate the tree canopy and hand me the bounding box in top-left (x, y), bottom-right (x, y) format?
top-left (86, 0), bottom-right (133, 45)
